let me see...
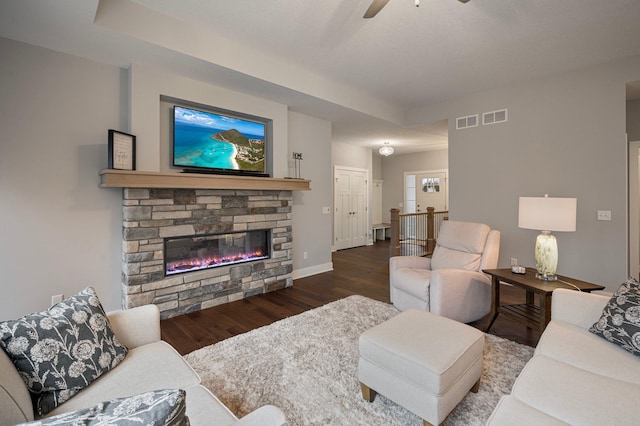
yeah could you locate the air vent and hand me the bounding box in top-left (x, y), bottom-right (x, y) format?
top-left (456, 114), bottom-right (479, 130)
top-left (482, 109), bottom-right (508, 126)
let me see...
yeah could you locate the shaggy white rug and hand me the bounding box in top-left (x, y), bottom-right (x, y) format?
top-left (184, 295), bottom-right (534, 425)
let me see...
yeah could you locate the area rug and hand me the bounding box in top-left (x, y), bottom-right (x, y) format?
top-left (184, 295), bottom-right (534, 425)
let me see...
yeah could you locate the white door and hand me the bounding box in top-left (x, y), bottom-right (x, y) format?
top-left (334, 169), bottom-right (352, 250)
top-left (350, 172), bottom-right (367, 247)
top-left (415, 172), bottom-right (447, 212)
top-left (334, 167), bottom-right (368, 250)
top-left (404, 170), bottom-right (448, 241)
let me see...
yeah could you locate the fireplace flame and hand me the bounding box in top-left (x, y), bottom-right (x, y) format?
top-left (166, 249), bottom-right (266, 275)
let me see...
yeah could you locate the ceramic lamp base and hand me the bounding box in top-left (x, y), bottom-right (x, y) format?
top-left (535, 272), bottom-right (558, 281)
top-left (535, 231), bottom-right (558, 281)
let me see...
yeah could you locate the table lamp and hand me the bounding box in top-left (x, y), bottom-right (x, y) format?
top-left (518, 194), bottom-right (577, 281)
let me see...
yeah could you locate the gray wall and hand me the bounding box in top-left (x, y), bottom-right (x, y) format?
top-left (372, 154), bottom-right (383, 181)
top-left (408, 56), bottom-right (640, 290)
top-left (331, 141), bottom-right (372, 170)
top-left (0, 37), bottom-right (334, 318)
top-left (289, 111), bottom-right (333, 276)
top-left (0, 38), bottom-right (125, 319)
top-left (380, 149), bottom-right (449, 223)
top-left (129, 64), bottom-right (290, 177)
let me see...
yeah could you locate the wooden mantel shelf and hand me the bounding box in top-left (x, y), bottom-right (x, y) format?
top-left (99, 169), bottom-right (311, 191)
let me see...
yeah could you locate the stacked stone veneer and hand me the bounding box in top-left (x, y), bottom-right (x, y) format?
top-left (121, 188), bottom-right (293, 319)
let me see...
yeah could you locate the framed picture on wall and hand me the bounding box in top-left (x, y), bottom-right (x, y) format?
top-left (108, 129), bottom-right (136, 170)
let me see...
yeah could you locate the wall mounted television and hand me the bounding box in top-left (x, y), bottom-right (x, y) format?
top-left (173, 105), bottom-right (269, 176)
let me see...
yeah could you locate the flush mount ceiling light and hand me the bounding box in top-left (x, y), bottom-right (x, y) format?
top-left (378, 142), bottom-right (394, 157)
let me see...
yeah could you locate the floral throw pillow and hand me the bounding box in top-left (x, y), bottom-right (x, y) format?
top-left (0, 287), bottom-right (128, 416)
top-left (589, 277), bottom-right (640, 356)
top-left (17, 389), bottom-right (189, 426)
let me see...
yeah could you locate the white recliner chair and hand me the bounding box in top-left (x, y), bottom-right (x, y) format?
top-left (390, 220), bottom-right (500, 323)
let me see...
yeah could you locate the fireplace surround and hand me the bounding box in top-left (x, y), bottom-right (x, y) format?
top-left (119, 187), bottom-right (293, 318)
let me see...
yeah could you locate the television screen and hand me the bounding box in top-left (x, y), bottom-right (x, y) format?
top-left (173, 105), bottom-right (267, 175)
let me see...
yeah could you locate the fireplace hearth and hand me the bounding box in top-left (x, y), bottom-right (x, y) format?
top-left (165, 230), bottom-right (270, 276)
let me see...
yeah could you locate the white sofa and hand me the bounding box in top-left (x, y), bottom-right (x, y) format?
top-left (0, 304), bottom-right (286, 426)
top-left (487, 289), bottom-right (640, 425)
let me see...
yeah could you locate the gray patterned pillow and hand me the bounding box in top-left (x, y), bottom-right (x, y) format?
top-left (17, 389), bottom-right (189, 426)
top-left (0, 287), bottom-right (128, 416)
top-left (589, 277), bottom-right (640, 356)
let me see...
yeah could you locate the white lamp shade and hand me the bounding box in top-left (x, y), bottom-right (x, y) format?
top-left (518, 196), bottom-right (577, 232)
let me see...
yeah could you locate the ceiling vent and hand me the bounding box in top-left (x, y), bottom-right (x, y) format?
top-left (456, 114), bottom-right (479, 130)
top-left (482, 109), bottom-right (508, 126)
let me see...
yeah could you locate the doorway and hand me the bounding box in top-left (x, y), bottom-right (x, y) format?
top-left (403, 170), bottom-right (448, 243)
top-left (404, 170), bottom-right (448, 213)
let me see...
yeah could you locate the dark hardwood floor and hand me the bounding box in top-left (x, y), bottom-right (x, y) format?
top-left (161, 240), bottom-right (540, 355)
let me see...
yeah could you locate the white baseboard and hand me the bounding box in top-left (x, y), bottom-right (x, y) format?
top-left (292, 262), bottom-right (334, 280)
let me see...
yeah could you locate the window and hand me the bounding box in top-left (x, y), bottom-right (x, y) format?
top-left (422, 177), bottom-right (440, 193)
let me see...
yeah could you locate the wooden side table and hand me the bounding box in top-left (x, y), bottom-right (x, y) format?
top-left (483, 268), bottom-right (605, 334)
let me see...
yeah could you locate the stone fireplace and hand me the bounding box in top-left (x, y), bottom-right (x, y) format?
top-left (119, 187), bottom-right (293, 319)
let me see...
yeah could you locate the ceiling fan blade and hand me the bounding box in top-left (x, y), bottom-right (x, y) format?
top-left (363, 0), bottom-right (391, 19)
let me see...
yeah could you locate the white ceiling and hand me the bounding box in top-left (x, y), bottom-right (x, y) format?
top-left (2, 0), bottom-right (640, 155)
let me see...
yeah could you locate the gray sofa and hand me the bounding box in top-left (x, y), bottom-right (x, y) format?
top-left (487, 289), bottom-right (640, 425)
top-left (0, 304), bottom-right (286, 426)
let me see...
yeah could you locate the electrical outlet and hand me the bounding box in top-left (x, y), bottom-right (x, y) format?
top-left (303, 251), bottom-right (308, 259)
top-left (51, 294), bottom-right (64, 306)
top-left (597, 210), bottom-right (611, 221)
top-left (511, 257), bottom-right (518, 267)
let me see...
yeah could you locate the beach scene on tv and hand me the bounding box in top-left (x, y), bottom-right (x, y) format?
top-left (173, 106), bottom-right (266, 172)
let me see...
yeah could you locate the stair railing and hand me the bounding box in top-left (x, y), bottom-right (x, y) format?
top-left (389, 207), bottom-right (448, 257)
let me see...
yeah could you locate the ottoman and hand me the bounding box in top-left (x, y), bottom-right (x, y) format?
top-left (358, 309), bottom-right (485, 426)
